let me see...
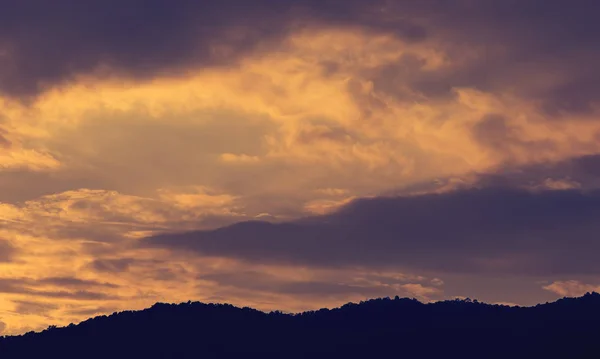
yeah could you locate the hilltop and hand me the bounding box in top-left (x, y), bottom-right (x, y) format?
top-left (2, 293), bottom-right (600, 358)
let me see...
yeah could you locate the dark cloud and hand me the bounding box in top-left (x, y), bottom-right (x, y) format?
top-left (469, 113), bottom-right (558, 162)
top-left (1, 0), bottom-right (595, 119)
top-left (475, 154), bottom-right (600, 191)
top-left (88, 257), bottom-right (166, 274)
top-left (0, 240), bottom-right (16, 262)
top-left (0, 170), bottom-right (111, 203)
top-left (150, 267), bottom-right (188, 282)
top-left (66, 306), bottom-right (119, 316)
top-left (0, 278), bottom-right (121, 300)
top-left (34, 289), bottom-right (117, 301)
top-left (199, 271), bottom-right (428, 299)
top-left (12, 300), bottom-right (59, 316)
top-left (383, 152), bottom-right (600, 198)
top-left (89, 258), bottom-right (136, 273)
top-left (0, 128), bottom-right (11, 149)
top-left (37, 277), bottom-right (119, 289)
top-left (0, 0), bottom-right (426, 98)
top-left (364, 0), bottom-right (600, 116)
top-left (472, 114), bottom-right (522, 152)
top-left (41, 225), bottom-right (129, 243)
top-left (296, 122), bottom-right (356, 146)
top-left (143, 185), bottom-right (600, 276)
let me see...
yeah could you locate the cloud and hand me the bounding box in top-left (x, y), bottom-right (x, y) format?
top-left (0, 123), bottom-right (60, 172)
top-left (0, 240), bottom-right (15, 262)
top-left (0, 128), bottom-right (11, 148)
top-left (88, 258), bottom-right (139, 273)
top-left (0, 278), bottom-right (121, 301)
top-left (471, 114), bottom-right (557, 162)
top-left (542, 280), bottom-right (600, 297)
top-left (195, 266), bottom-right (445, 307)
top-left (37, 277), bottom-right (119, 289)
top-left (474, 154), bottom-right (600, 192)
top-left (143, 186), bottom-right (600, 276)
top-left (66, 306), bottom-right (119, 317)
top-left (0, 148), bottom-right (60, 172)
top-left (400, 283), bottom-right (441, 299)
top-left (12, 300), bottom-right (59, 316)
top-left (0, 0), bottom-right (427, 98)
top-left (3, 19), bottom-right (600, 214)
top-left (199, 270), bottom-right (414, 299)
top-left (1, 0), bottom-right (598, 109)
top-left (0, 188), bottom-right (247, 247)
top-left (370, 0), bottom-right (600, 115)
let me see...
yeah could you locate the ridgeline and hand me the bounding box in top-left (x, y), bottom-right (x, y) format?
top-left (2, 293), bottom-right (600, 358)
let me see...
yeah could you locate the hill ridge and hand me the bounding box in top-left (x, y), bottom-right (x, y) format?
top-left (2, 292), bottom-right (600, 358)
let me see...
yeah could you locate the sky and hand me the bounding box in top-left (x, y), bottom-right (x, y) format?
top-left (1, 0), bottom-right (600, 335)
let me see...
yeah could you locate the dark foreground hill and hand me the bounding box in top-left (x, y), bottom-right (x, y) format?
top-left (2, 293), bottom-right (600, 358)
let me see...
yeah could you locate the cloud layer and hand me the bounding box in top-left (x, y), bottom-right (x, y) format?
top-left (144, 186), bottom-right (600, 276)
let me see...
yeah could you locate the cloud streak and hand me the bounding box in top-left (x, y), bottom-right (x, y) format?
top-left (144, 186), bottom-right (600, 276)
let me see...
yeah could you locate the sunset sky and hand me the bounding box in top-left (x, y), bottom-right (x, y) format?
top-left (1, 0), bottom-right (600, 335)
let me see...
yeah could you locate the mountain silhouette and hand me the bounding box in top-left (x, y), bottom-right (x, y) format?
top-left (2, 293), bottom-right (600, 358)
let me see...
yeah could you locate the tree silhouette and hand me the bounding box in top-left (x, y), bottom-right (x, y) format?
top-left (1, 293), bottom-right (600, 358)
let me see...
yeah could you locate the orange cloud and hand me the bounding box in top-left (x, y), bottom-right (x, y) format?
top-left (543, 281), bottom-right (600, 298)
